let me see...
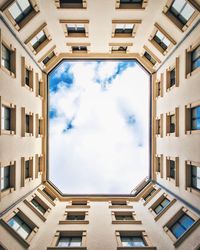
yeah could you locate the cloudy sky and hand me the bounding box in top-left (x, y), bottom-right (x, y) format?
top-left (49, 60), bottom-right (150, 194)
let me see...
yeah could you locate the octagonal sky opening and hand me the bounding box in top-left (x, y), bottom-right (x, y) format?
top-left (48, 59), bottom-right (151, 194)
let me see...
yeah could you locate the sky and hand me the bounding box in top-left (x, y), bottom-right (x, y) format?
top-left (49, 60), bottom-right (150, 194)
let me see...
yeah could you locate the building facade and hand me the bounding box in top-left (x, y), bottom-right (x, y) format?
top-left (0, 0), bottom-right (200, 249)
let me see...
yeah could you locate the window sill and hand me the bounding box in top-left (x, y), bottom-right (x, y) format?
top-left (47, 247), bottom-right (86, 250)
top-left (112, 220), bottom-right (142, 224)
top-left (66, 33), bottom-right (88, 38)
top-left (186, 187), bottom-right (200, 196)
top-left (24, 84), bottom-right (33, 92)
top-left (66, 205), bottom-right (90, 209)
top-left (186, 130), bottom-right (200, 135)
top-left (109, 205), bottom-right (133, 209)
top-left (0, 65), bottom-right (15, 78)
top-left (0, 187), bottom-right (15, 198)
top-left (25, 132), bottom-right (33, 137)
top-left (59, 220), bottom-right (89, 225)
top-left (1, 129), bottom-right (15, 135)
top-left (186, 67), bottom-right (200, 79)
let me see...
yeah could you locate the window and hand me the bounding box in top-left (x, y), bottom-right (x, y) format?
top-left (191, 44), bottom-right (200, 71)
top-left (21, 108), bottom-right (33, 137)
top-left (38, 45), bottom-right (57, 66)
top-left (2, 0), bottom-right (39, 30)
top-left (8, 215), bottom-right (31, 240)
top-left (144, 51), bottom-right (156, 65)
top-left (143, 188), bottom-right (156, 201)
top-left (142, 46), bottom-right (161, 68)
top-left (25, 160), bottom-right (31, 179)
top-left (31, 198), bottom-right (46, 214)
top-left (154, 198), bottom-right (170, 214)
top-left (26, 115), bottom-right (31, 133)
top-left (43, 51), bottom-right (55, 65)
top-left (116, 231), bottom-right (155, 248)
top-left (48, 231), bottom-right (86, 249)
top-left (31, 30), bottom-right (47, 50)
top-left (115, 214), bottom-right (133, 221)
top-left (164, 208), bottom-right (199, 247)
top-left (155, 74), bottom-right (163, 98)
top-left (186, 41), bottom-right (200, 77)
top-left (111, 201), bottom-right (127, 206)
top-left (72, 46), bottom-right (87, 52)
top-left (112, 211), bottom-right (142, 224)
top-left (186, 161), bottom-right (200, 192)
top-left (35, 154), bottom-right (43, 178)
top-left (166, 108), bottom-right (179, 136)
top-left (55, 0), bottom-right (87, 9)
top-left (70, 201), bottom-right (89, 207)
top-left (21, 57), bottom-right (34, 90)
top-left (41, 187), bottom-right (56, 203)
top-left (185, 101), bottom-right (200, 133)
top-left (155, 154), bottom-right (163, 177)
top-left (36, 114), bottom-right (43, 137)
top-left (1, 166), bottom-right (10, 191)
top-left (67, 213), bottom-right (85, 220)
top-left (163, 0), bottom-right (198, 31)
top-left (116, 0), bottom-right (148, 9)
top-left (112, 46), bottom-right (127, 52)
top-left (191, 165), bottom-right (200, 190)
top-left (25, 68), bottom-right (31, 86)
top-left (35, 73), bottom-right (44, 98)
top-left (156, 115), bottom-right (163, 137)
top-left (21, 157), bottom-right (33, 187)
top-left (109, 43), bottom-right (133, 54)
top-left (166, 157), bottom-right (179, 186)
top-left (1, 106), bottom-right (11, 131)
top-left (60, 20), bottom-right (89, 37)
top-left (2, 44), bottom-right (11, 71)
top-left (0, 162), bottom-right (15, 197)
top-left (166, 57), bottom-right (179, 90)
top-left (112, 20), bottom-right (141, 38)
top-left (1, 41), bottom-right (16, 77)
top-left (1, 209), bottom-right (38, 248)
top-left (153, 30), bottom-right (170, 51)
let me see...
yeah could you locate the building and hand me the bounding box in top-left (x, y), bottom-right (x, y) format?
top-left (0, 0), bottom-right (200, 249)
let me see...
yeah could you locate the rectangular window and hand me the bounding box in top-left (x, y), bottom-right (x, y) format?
top-left (143, 51), bottom-right (157, 66)
top-left (154, 198), bottom-right (170, 214)
top-left (25, 115), bottom-right (30, 133)
top-left (166, 157), bottom-right (179, 186)
top-left (56, 0), bottom-right (86, 8)
top-left (60, 20), bottom-right (89, 38)
top-left (1, 106), bottom-right (11, 130)
top-left (191, 165), bottom-right (200, 191)
top-left (2, 44), bottom-right (11, 71)
top-left (1, 100), bottom-right (16, 135)
top-left (68, 23), bottom-right (85, 34)
top-left (143, 188), bottom-right (156, 201)
top-left (121, 236), bottom-right (146, 247)
top-left (156, 155), bottom-right (163, 176)
top-left (169, 160), bottom-right (175, 179)
top-left (1, 166), bottom-right (10, 191)
top-left (31, 198), bottom-right (46, 214)
top-left (115, 24), bottom-right (134, 35)
top-left (166, 109), bottom-right (179, 137)
top-left (57, 236), bottom-right (82, 247)
top-left (25, 68), bottom-right (30, 86)
top-left (153, 30), bottom-right (170, 51)
top-left (116, 0), bottom-right (147, 9)
top-left (166, 57), bottom-right (179, 90)
top-left (42, 51), bottom-right (55, 65)
top-left (30, 30), bottom-right (47, 50)
top-left (115, 213), bottom-right (133, 221)
top-left (111, 201), bottom-right (127, 206)
top-left (169, 68), bottom-right (176, 87)
top-left (25, 160), bottom-right (30, 179)
top-left (169, 114), bottom-right (175, 133)
top-left (170, 214), bottom-right (195, 239)
top-left (156, 115), bottom-right (163, 137)
top-left (191, 106), bottom-right (200, 130)
top-left (112, 20), bottom-right (141, 38)
top-left (191, 44), bottom-right (200, 71)
top-left (112, 46), bottom-right (127, 53)
top-left (67, 213), bottom-right (85, 221)
top-left (8, 215), bottom-right (31, 240)
top-left (72, 201), bottom-right (87, 206)
top-left (72, 46), bottom-right (87, 52)
top-left (42, 188), bottom-right (55, 201)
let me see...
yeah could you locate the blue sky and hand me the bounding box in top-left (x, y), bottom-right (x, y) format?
top-left (49, 60), bottom-right (150, 194)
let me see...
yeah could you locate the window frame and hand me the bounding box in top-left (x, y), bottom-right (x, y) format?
top-left (185, 100), bottom-right (200, 134)
top-left (66, 43), bottom-right (91, 54)
top-left (24, 23), bottom-right (51, 55)
top-left (142, 46), bottom-right (161, 69)
top-left (185, 39), bottom-right (200, 78)
top-left (24, 193), bottom-right (51, 221)
top-left (21, 107), bottom-right (34, 137)
top-left (163, 207), bottom-right (200, 247)
top-left (185, 160), bottom-right (200, 195)
top-left (38, 45), bottom-right (57, 68)
top-left (149, 193), bottom-right (176, 221)
top-left (59, 20), bottom-right (89, 38)
top-left (66, 200), bottom-right (90, 208)
top-left (109, 200), bottom-right (133, 209)
top-left (149, 23), bottom-right (176, 55)
top-left (35, 114), bottom-right (43, 137)
top-left (0, 161), bottom-right (16, 199)
top-left (141, 185), bottom-right (161, 206)
top-left (112, 20), bottom-right (141, 38)
top-left (0, 97), bottom-right (16, 135)
top-left (109, 43), bottom-right (133, 54)
top-left (47, 230), bottom-right (87, 249)
top-left (35, 154), bottom-right (43, 178)
top-left (38, 186), bottom-right (57, 206)
top-left (21, 157), bottom-right (33, 187)
top-left (155, 114), bottom-right (163, 137)
top-left (163, 0), bottom-right (199, 32)
top-left (0, 32), bottom-right (16, 78)
top-left (155, 154), bottom-right (163, 178)
top-left (1, 0), bottom-right (39, 31)
top-left (1, 208), bottom-right (38, 248)
top-left (166, 57), bottom-right (179, 91)
top-left (35, 72), bottom-right (44, 98)
top-left (155, 73), bottom-right (164, 99)
top-left (55, 0), bottom-right (87, 9)
top-left (115, 0), bottom-right (148, 9)
top-left (115, 230), bottom-right (156, 250)
top-left (166, 157), bottom-right (179, 186)
top-left (112, 211), bottom-right (141, 224)
top-left (166, 107), bottom-right (179, 137)
top-left (59, 211), bottom-right (89, 224)
top-left (21, 57), bottom-right (34, 91)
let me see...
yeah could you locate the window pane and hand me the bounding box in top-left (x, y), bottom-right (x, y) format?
top-left (17, 0), bottom-right (31, 11)
top-left (171, 222), bottom-right (185, 238)
top-left (154, 204), bottom-right (163, 214)
top-left (9, 2), bottom-right (21, 19)
top-left (1, 166), bottom-right (10, 190)
top-left (121, 236), bottom-right (145, 247)
top-left (2, 45), bottom-right (11, 70)
top-left (172, 0), bottom-right (186, 13)
top-left (70, 237), bottom-right (82, 246)
top-left (17, 223), bottom-right (31, 239)
top-left (181, 3), bottom-right (195, 20)
top-left (179, 214), bottom-right (195, 230)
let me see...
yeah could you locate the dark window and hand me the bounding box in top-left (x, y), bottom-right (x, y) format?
top-left (38, 157), bottom-right (41, 172)
top-left (170, 114), bottom-right (175, 133)
top-left (1, 106), bottom-right (11, 130)
top-left (1, 166), bottom-right (10, 191)
top-left (191, 45), bottom-right (200, 71)
top-left (25, 115), bottom-right (30, 133)
top-left (120, 0), bottom-right (142, 3)
top-left (154, 198), bottom-right (170, 214)
top-left (42, 51), bottom-right (55, 65)
top-left (25, 68), bottom-right (30, 86)
top-left (169, 0), bottom-right (195, 26)
top-left (153, 30), bottom-right (170, 51)
top-left (72, 201), bottom-right (87, 206)
top-left (9, 0), bottom-right (34, 24)
top-left (191, 106), bottom-right (200, 130)
top-left (191, 165), bottom-right (200, 190)
top-left (115, 24), bottom-right (134, 34)
top-left (157, 82), bottom-right (161, 96)
top-left (60, 0), bottom-right (83, 8)
top-left (143, 188), bottom-right (156, 201)
top-left (169, 160), bottom-right (175, 179)
top-left (25, 160), bottom-right (30, 178)
top-left (57, 236), bottom-right (82, 247)
top-left (31, 198), bottom-right (46, 214)
top-left (112, 46), bottom-right (127, 52)
top-left (38, 119), bottom-right (42, 135)
top-left (38, 81), bottom-right (42, 96)
top-left (67, 214), bottom-right (85, 220)
top-left (169, 68), bottom-right (176, 87)
top-left (157, 119), bottom-right (161, 134)
top-left (144, 51), bottom-right (156, 65)
top-left (8, 0), bottom-right (33, 25)
top-left (170, 214), bottom-right (195, 239)
top-left (67, 24), bottom-right (85, 34)
top-left (111, 201), bottom-right (127, 206)
top-left (121, 236), bottom-right (146, 247)
top-left (115, 214), bottom-right (133, 220)
top-left (43, 188), bottom-right (55, 201)
top-left (157, 157), bottom-right (161, 172)
top-left (2, 44), bottom-right (11, 71)
top-left (72, 46), bottom-right (87, 52)
top-left (31, 31), bottom-right (47, 50)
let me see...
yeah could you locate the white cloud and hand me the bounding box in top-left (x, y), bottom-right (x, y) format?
top-left (49, 61), bottom-right (150, 194)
